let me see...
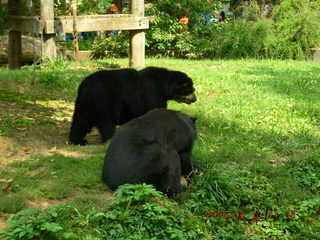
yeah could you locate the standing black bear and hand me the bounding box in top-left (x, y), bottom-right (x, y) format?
top-left (69, 67), bottom-right (197, 145)
top-left (102, 108), bottom-right (198, 197)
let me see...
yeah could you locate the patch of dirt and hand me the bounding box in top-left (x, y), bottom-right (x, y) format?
top-left (0, 217), bottom-right (6, 230)
top-left (0, 97), bottom-right (102, 166)
top-left (207, 93), bottom-right (219, 99)
top-left (27, 199), bottom-right (68, 209)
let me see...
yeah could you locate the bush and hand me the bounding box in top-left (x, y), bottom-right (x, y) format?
top-left (196, 18), bottom-right (275, 59)
top-left (90, 32), bottom-right (129, 59)
top-left (194, 0), bottom-right (320, 60)
top-left (89, 184), bottom-right (211, 240)
top-left (271, 0), bottom-right (320, 59)
top-left (91, 0), bottom-right (221, 59)
top-left (77, 0), bottom-right (320, 60)
top-left (0, 193), bottom-right (26, 214)
top-left (1, 185), bottom-right (212, 240)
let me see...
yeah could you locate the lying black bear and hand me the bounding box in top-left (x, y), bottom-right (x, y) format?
top-left (69, 67), bottom-right (197, 145)
top-left (102, 108), bottom-right (198, 197)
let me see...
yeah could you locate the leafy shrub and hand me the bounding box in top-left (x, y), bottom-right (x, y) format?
top-left (289, 151), bottom-right (320, 192)
top-left (89, 184), bottom-right (211, 240)
top-left (271, 0), bottom-right (320, 59)
top-left (146, 15), bottom-right (198, 57)
top-left (91, 0), bottom-right (320, 60)
top-left (0, 193), bottom-right (26, 214)
top-left (1, 184), bottom-right (211, 240)
top-left (91, 0), bottom-right (221, 58)
top-left (196, 18), bottom-right (275, 59)
top-left (1, 206), bottom-right (73, 240)
top-left (90, 32), bottom-right (129, 59)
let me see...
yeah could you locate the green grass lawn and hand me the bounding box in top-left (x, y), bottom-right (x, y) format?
top-left (0, 58), bottom-right (320, 239)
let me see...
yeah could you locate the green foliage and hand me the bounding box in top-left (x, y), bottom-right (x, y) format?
top-left (2, 185), bottom-right (211, 240)
top-left (193, 0), bottom-right (320, 59)
top-left (91, 0), bottom-right (320, 59)
top-left (196, 18), bottom-right (275, 58)
top-left (36, 58), bottom-right (83, 90)
top-left (0, 193), bottom-right (26, 214)
top-left (89, 184), bottom-right (210, 239)
top-left (184, 166), bottom-right (278, 216)
top-left (272, 0), bottom-right (320, 59)
top-left (289, 150), bottom-right (320, 192)
top-left (54, 0), bottom-right (71, 16)
top-left (77, 0), bottom-right (111, 15)
top-left (146, 16), bottom-right (197, 57)
top-left (144, 0), bottom-right (220, 57)
top-left (91, 0), bottom-right (220, 58)
top-left (1, 206), bottom-right (74, 240)
top-left (90, 32), bottom-right (129, 59)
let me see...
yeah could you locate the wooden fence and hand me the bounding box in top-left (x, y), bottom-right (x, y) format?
top-left (8, 0), bottom-right (149, 69)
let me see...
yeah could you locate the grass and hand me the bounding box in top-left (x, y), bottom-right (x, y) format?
top-left (0, 58), bottom-right (320, 239)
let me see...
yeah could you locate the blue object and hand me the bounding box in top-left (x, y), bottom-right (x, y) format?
top-left (197, 13), bottom-right (215, 25)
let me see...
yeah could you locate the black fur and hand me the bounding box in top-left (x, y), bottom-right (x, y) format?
top-left (69, 67), bottom-right (196, 145)
top-left (102, 108), bottom-right (198, 197)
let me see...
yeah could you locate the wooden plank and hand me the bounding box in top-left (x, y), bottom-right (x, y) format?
top-left (54, 15), bottom-right (149, 33)
top-left (129, 0), bottom-right (145, 67)
top-left (8, 0), bottom-right (21, 69)
top-left (9, 16), bottom-right (43, 33)
top-left (8, 15), bottom-right (149, 33)
top-left (41, 0), bottom-right (56, 60)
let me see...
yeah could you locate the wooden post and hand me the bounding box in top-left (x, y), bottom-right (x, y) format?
top-left (71, 0), bottom-right (79, 60)
top-left (129, 0), bottom-right (145, 67)
top-left (41, 0), bottom-right (56, 60)
top-left (8, 0), bottom-right (22, 69)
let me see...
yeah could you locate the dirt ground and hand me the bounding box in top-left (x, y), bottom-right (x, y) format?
top-left (0, 98), bottom-right (102, 166)
top-left (0, 97), bottom-right (106, 231)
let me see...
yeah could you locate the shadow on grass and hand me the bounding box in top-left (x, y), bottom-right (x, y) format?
top-left (195, 114), bottom-right (319, 167)
top-left (243, 66), bottom-right (320, 120)
top-left (0, 152), bottom-right (113, 214)
top-left (190, 113), bottom-right (320, 210)
top-left (0, 60), bottom-right (122, 102)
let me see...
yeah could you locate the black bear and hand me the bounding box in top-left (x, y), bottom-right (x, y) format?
top-left (69, 67), bottom-right (197, 145)
top-left (102, 108), bottom-right (198, 197)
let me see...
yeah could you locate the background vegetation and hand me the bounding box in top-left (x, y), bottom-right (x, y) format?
top-left (1, 0), bottom-right (319, 59)
top-left (92, 0), bottom-right (320, 60)
top-left (0, 58), bottom-right (320, 239)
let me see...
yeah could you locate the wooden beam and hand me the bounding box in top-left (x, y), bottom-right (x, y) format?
top-left (9, 16), bottom-right (43, 33)
top-left (8, 15), bottom-right (149, 33)
top-left (129, 0), bottom-right (145, 67)
top-left (54, 15), bottom-right (149, 33)
top-left (41, 0), bottom-right (56, 60)
top-left (8, 0), bottom-right (22, 69)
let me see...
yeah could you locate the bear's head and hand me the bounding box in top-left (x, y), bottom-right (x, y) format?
top-left (171, 71), bottom-right (197, 104)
